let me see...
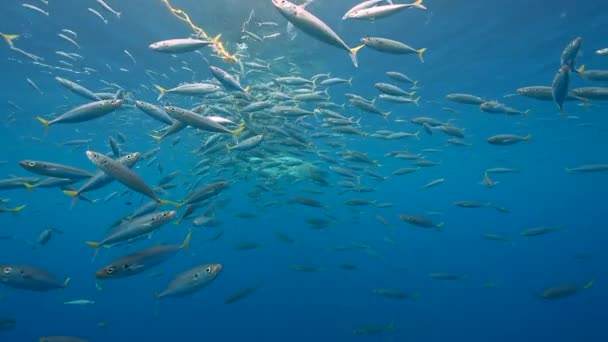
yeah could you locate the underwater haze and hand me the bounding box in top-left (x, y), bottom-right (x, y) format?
top-left (1, 0), bottom-right (608, 341)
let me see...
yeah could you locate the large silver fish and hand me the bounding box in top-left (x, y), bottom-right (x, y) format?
top-left (155, 263), bottom-right (222, 299)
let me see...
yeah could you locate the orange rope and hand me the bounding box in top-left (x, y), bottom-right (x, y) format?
top-left (161, 0), bottom-right (238, 63)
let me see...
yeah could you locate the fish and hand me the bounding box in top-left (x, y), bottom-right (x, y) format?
top-left (446, 93), bottom-right (486, 105)
top-left (88, 8), bottom-right (108, 24)
top-left (154, 83), bottom-right (221, 100)
top-left (271, 0), bottom-right (364, 67)
top-left (0, 265), bottom-right (69, 291)
top-left (96, 232), bottom-right (191, 279)
top-left (149, 38), bottom-right (212, 53)
top-left (480, 101), bottom-right (529, 115)
top-left (209, 66), bottom-right (248, 93)
top-left (520, 226), bottom-right (561, 237)
top-left (36, 100), bottom-right (123, 131)
top-left (85, 211), bottom-right (177, 249)
top-left (227, 135), bottom-right (264, 152)
top-left (399, 214), bottom-right (443, 229)
top-left (551, 65), bottom-right (570, 112)
top-left (63, 152), bottom-right (140, 201)
top-left (96, 0), bottom-right (121, 18)
top-left (373, 288), bottom-right (419, 300)
top-left (39, 337), bottom-right (88, 342)
top-left (22, 3), bottom-right (49, 16)
top-left (19, 160), bottom-right (93, 180)
top-left (487, 134), bottom-right (531, 145)
top-left (344, 0), bottom-right (426, 20)
top-left (541, 281), bottom-right (593, 299)
top-left (224, 286), bottom-right (259, 304)
top-left (55, 77), bottom-right (102, 101)
top-left (64, 299), bottom-right (95, 305)
top-left (361, 37), bottom-right (426, 62)
top-left (37, 227), bottom-right (63, 245)
top-left (570, 87), bottom-right (608, 100)
top-left (164, 106), bottom-right (244, 135)
top-left (565, 164), bottom-right (608, 173)
top-left (85, 150), bottom-right (166, 204)
top-left (0, 318), bottom-right (16, 330)
top-left (155, 263), bottom-right (222, 298)
top-left (342, 0), bottom-right (385, 19)
top-left (430, 272), bottom-right (465, 280)
top-left (596, 48), bottom-right (608, 56)
top-left (560, 37), bottom-right (583, 71)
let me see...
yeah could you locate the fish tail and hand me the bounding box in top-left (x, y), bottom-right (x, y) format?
top-left (577, 64), bottom-right (585, 73)
top-left (85, 241), bottom-right (101, 248)
top-left (385, 321), bottom-right (396, 333)
top-left (63, 190), bottom-right (78, 198)
top-left (63, 277), bottom-right (71, 288)
top-left (225, 143), bottom-right (232, 152)
top-left (349, 44), bottom-right (365, 68)
top-left (180, 231), bottom-right (192, 250)
top-left (159, 199), bottom-right (180, 207)
top-left (417, 48), bottom-right (427, 63)
top-left (436, 222), bottom-right (445, 231)
top-left (523, 134), bottom-right (531, 142)
top-left (0, 33), bottom-right (19, 46)
top-left (154, 84), bottom-right (166, 100)
top-left (348, 77), bottom-right (353, 85)
top-left (414, 96), bottom-right (421, 106)
top-left (231, 123), bottom-right (246, 135)
top-left (583, 281), bottom-right (593, 289)
top-left (150, 134), bottom-right (162, 143)
top-left (154, 291), bottom-right (162, 299)
top-left (23, 182), bottom-right (35, 192)
top-left (523, 109), bottom-right (530, 116)
top-left (9, 204), bottom-right (26, 215)
top-left (414, 131), bottom-right (421, 140)
top-left (564, 168), bottom-right (573, 173)
top-left (36, 116), bottom-right (50, 136)
top-left (244, 86), bottom-right (250, 94)
top-left (117, 12), bottom-right (122, 18)
top-left (414, 0), bottom-right (427, 10)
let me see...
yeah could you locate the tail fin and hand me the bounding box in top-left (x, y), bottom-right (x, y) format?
top-left (583, 281), bottom-right (593, 289)
top-left (8, 204), bottom-right (26, 215)
top-left (417, 48), bottom-right (427, 63)
top-left (36, 116), bottom-right (50, 136)
top-left (0, 33), bottom-right (19, 46)
top-left (577, 64), bottom-right (585, 73)
top-left (413, 0), bottom-right (427, 10)
top-left (63, 190), bottom-right (80, 208)
top-left (349, 44), bottom-right (365, 68)
top-left (154, 85), bottom-right (167, 101)
top-left (231, 123), bottom-right (246, 135)
top-left (85, 241), bottom-right (100, 248)
top-left (180, 231), bottom-right (192, 250)
top-left (23, 183), bottom-right (35, 192)
top-left (523, 134), bottom-right (531, 142)
top-left (150, 134), bottom-right (162, 143)
top-left (159, 199), bottom-right (180, 207)
top-left (413, 96), bottom-right (421, 106)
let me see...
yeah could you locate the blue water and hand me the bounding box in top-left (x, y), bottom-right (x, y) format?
top-left (1, 0), bottom-right (607, 341)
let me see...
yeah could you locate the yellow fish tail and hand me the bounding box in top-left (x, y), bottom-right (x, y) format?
top-left (349, 44), bottom-right (365, 68)
top-left (417, 48), bottom-right (427, 63)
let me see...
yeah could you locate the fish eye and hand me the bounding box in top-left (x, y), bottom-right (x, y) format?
top-left (194, 273), bottom-right (200, 279)
top-left (106, 266), bottom-right (115, 274)
top-left (205, 267), bottom-right (211, 274)
top-left (27, 162), bottom-right (36, 167)
top-left (3, 267), bottom-right (12, 274)
top-left (162, 213), bottom-right (168, 217)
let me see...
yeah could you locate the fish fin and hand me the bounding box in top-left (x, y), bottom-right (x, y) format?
top-left (23, 183), bottom-right (35, 192)
top-left (583, 281), bottom-right (593, 289)
top-left (410, 293), bottom-right (421, 300)
top-left (9, 205), bottom-right (26, 215)
top-left (150, 134), bottom-right (162, 143)
top-left (154, 85), bottom-right (166, 101)
top-left (231, 123), bottom-right (246, 135)
top-left (385, 321), bottom-right (396, 333)
top-left (349, 44), bottom-right (365, 68)
top-left (523, 134), bottom-right (531, 142)
top-left (523, 109), bottom-right (530, 116)
top-left (414, 131), bottom-right (421, 140)
top-left (85, 241), bottom-right (101, 248)
top-left (348, 77), bottom-right (353, 85)
top-left (159, 199), bottom-right (180, 207)
top-left (564, 168), bottom-right (573, 173)
top-left (180, 231), bottom-right (192, 250)
top-left (63, 190), bottom-right (78, 198)
top-left (154, 292), bottom-right (161, 299)
top-left (413, 0), bottom-right (427, 10)
top-left (417, 48), bottom-right (427, 63)
top-left (226, 143), bottom-right (232, 152)
top-left (36, 116), bottom-right (50, 136)
top-left (244, 86), bottom-right (250, 93)
top-left (435, 222), bottom-right (445, 231)
top-left (0, 33), bottom-right (19, 46)
top-left (117, 12), bottom-right (122, 18)
top-left (63, 277), bottom-right (71, 288)
top-left (577, 64), bottom-right (585, 73)
top-left (414, 96), bottom-right (421, 106)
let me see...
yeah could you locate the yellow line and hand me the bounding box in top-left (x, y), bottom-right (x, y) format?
top-left (161, 0), bottom-right (238, 63)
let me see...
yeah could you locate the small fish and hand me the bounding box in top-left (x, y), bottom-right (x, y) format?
top-left (124, 49), bottom-right (136, 64)
top-left (224, 286), bottom-right (259, 304)
top-left (0, 265), bottom-right (69, 291)
top-left (551, 65), bottom-right (570, 112)
top-left (88, 8), bottom-right (108, 24)
top-left (521, 226), bottom-right (561, 237)
top-left (64, 299), bottom-right (95, 305)
top-left (96, 0), bottom-right (121, 18)
top-left (362, 37), bottom-right (426, 62)
top-left (565, 164), bottom-right (608, 173)
top-left (487, 134), bottom-right (531, 146)
top-left (596, 48), bottom-right (608, 56)
top-left (423, 178), bottom-right (444, 189)
top-left (155, 264), bottom-right (223, 299)
top-left (22, 3), bottom-right (49, 16)
top-left (149, 38), bottom-right (212, 53)
top-left (58, 33), bottom-right (80, 49)
top-left (26, 78), bottom-right (43, 94)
